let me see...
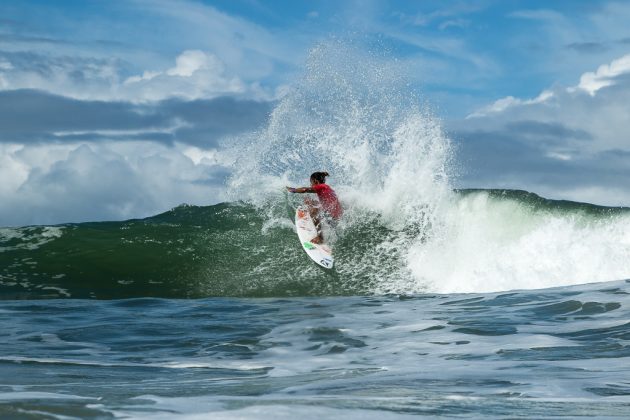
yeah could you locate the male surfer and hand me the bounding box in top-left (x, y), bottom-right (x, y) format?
top-left (286, 171), bottom-right (343, 244)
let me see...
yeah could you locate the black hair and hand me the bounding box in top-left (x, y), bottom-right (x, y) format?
top-left (310, 171), bottom-right (329, 183)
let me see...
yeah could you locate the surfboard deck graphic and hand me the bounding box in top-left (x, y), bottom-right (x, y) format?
top-left (294, 205), bottom-right (334, 269)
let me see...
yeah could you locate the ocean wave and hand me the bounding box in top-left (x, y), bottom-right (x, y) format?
top-left (1, 190), bottom-right (629, 299)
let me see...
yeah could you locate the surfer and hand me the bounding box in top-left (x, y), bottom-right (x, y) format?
top-left (286, 171), bottom-right (343, 244)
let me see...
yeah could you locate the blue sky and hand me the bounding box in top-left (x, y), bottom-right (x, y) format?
top-left (2, 0), bottom-right (630, 225)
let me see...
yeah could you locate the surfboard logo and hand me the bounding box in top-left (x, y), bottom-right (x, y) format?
top-left (319, 258), bottom-right (332, 268)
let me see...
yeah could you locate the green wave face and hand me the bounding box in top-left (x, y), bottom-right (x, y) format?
top-left (0, 202), bottom-right (399, 299)
top-left (1, 190), bottom-right (629, 300)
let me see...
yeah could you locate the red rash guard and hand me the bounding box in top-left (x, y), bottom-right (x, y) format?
top-left (312, 183), bottom-right (343, 219)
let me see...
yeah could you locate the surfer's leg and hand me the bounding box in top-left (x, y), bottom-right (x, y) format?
top-left (311, 210), bottom-right (324, 244)
top-left (304, 198), bottom-right (324, 243)
top-left (313, 213), bottom-right (337, 245)
top-left (311, 233), bottom-right (323, 244)
top-left (309, 206), bottom-right (324, 243)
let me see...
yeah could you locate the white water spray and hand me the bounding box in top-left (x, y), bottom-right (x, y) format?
top-left (228, 40), bottom-right (630, 294)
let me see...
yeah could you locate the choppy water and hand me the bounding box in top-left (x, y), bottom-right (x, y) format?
top-left (1, 281), bottom-right (629, 418)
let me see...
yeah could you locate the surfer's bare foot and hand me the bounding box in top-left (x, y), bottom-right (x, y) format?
top-left (310, 236), bottom-right (323, 244)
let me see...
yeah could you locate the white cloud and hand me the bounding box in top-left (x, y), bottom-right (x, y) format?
top-left (0, 141), bottom-right (228, 226)
top-left (122, 50), bottom-right (251, 102)
top-left (0, 0), bottom-right (305, 103)
top-left (129, 0), bottom-right (301, 76)
top-left (467, 90), bottom-right (554, 118)
top-left (0, 49), bottom-right (274, 103)
top-left (182, 146), bottom-right (218, 165)
top-left (468, 53), bottom-right (630, 122)
top-left (166, 50), bottom-right (216, 77)
top-left (571, 54), bottom-right (630, 95)
top-left (124, 70), bottom-right (160, 84)
top-left (455, 53), bottom-right (630, 205)
top-left (1, 0), bottom-right (305, 86)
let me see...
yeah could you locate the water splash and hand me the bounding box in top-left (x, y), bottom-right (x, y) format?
top-left (226, 40), bottom-right (630, 295)
top-left (227, 40), bottom-right (454, 291)
top-left (412, 190), bottom-right (630, 293)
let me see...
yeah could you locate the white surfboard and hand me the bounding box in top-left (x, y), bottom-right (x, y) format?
top-left (294, 205), bottom-right (334, 269)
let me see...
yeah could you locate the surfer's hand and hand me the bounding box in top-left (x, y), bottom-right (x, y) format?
top-left (286, 187), bottom-right (295, 193)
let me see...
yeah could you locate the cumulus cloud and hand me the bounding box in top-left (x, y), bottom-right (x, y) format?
top-left (0, 0), bottom-right (304, 100)
top-left (0, 87), bottom-right (272, 226)
top-left (122, 50), bottom-right (259, 102)
top-left (0, 46), bottom-right (273, 226)
top-left (0, 141), bottom-right (230, 226)
top-left (571, 54), bottom-right (630, 95)
top-left (0, 0), bottom-right (304, 226)
top-left (452, 53), bottom-right (630, 205)
top-left (0, 49), bottom-right (273, 102)
top-left (0, 89), bottom-right (273, 226)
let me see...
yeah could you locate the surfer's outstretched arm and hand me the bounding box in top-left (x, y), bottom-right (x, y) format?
top-left (287, 186), bottom-right (320, 217)
top-left (286, 186), bottom-right (315, 193)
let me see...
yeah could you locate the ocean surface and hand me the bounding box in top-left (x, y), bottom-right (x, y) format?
top-left (2, 42), bottom-right (630, 418)
top-left (1, 192), bottom-right (630, 419)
